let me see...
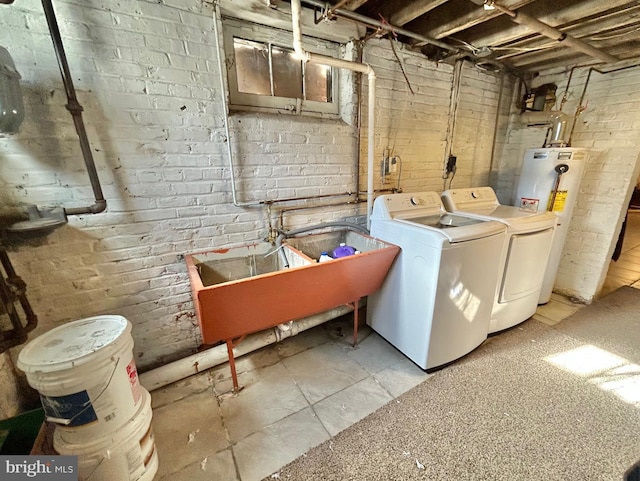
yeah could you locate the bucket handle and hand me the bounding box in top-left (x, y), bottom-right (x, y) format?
top-left (84, 454), bottom-right (106, 481)
top-left (46, 356), bottom-right (121, 425)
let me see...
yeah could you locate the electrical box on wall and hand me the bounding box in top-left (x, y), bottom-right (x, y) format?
top-left (382, 156), bottom-right (397, 175)
top-left (389, 157), bottom-right (398, 173)
top-left (0, 46), bottom-right (25, 134)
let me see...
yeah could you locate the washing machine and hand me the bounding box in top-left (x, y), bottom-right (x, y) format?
top-left (366, 192), bottom-right (507, 371)
top-left (441, 187), bottom-right (556, 333)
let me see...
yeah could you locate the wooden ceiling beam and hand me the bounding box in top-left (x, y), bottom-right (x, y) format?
top-left (332, 0), bottom-right (370, 11)
top-left (509, 44), bottom-right (640, 73)
top-left (495, 12), bottom-right (640, 61)
top-left (506, 38), bottom-right (637, 69)
top-left (462, 0), bottom-right (637, 48)
top-left (412, 0), bottom-right (536, 40)
top-left (390, 0), bottom-right (451, 27)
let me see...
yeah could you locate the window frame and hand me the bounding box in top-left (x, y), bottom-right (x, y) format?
top-left (222, 17), bottom-right (341, 117)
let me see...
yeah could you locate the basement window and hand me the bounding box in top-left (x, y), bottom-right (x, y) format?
top-left (222, 18), bottom-right (340, 117)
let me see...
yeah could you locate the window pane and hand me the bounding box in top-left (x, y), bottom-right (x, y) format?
top-left (234, 38), bottom-right (270, 96)
top-left (272, 46), bottom-right (302, 99)
top-left (305, 63), bottom-right (332, 103)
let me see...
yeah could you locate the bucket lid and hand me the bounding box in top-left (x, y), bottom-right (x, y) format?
top-left (18, 315), bottom-right (132, 372)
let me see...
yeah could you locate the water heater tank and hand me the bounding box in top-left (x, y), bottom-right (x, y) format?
top-left (515, 147), bottom-right (589, 304)
top-left (0, 46), bottom-right (25, 133)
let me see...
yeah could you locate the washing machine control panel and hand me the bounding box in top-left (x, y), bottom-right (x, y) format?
top-left (373, 192), bottom-right (444, 218)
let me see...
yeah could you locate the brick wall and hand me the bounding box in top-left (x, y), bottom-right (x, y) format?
top-left (358, 43), bottom-right (501, 195)
top-left (492, 64), bottom-right (640, 302)
top-left (0, 0), bottom-right (504, 379)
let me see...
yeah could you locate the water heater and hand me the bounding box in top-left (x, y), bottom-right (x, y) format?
top-left (514, 147), bottom-right (589, 304)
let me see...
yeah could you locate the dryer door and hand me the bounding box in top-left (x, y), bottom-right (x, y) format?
top-left (499, 228), bottom-right (554, 303)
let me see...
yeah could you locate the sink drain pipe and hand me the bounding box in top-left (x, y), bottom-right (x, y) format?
top-left (290, 0), bottom-right (377, 229)
top-left (138, 305), bottom-right (352, 392)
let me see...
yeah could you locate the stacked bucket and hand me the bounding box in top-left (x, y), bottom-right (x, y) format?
top-left (17, 315), bottom-right (158, 481)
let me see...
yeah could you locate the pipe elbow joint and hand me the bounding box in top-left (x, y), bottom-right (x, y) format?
top-left (63, 199), bottom-right (107, 217)
top-left (91, 199), bottom-right (107, 214)
top-left (294, 47), bottom-right (311, 63)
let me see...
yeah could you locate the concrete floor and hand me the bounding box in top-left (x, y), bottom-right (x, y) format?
top-left (150, 210), bottom-right (640, 481)
top-left (150, 318), bottom-right (431, 481)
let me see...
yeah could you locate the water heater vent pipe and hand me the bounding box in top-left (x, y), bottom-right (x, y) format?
top-left (520, 110), bottom-right (570, 147)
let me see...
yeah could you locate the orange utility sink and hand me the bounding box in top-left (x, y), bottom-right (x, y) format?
top-left (185, 230), bottom-right (399, 392)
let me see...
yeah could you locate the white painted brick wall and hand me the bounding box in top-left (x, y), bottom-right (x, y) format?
top-left (361, 41), bottom-right (502, 194)
top-left (493, 66), bottom-right (640, 302)
top-left (1, 0), bottom-right (504, 373)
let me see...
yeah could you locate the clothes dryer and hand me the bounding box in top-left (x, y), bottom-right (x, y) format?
top-left (367, 192), bottom-right (506, 370)
top-left (441, 187), bottom-right (556, 333)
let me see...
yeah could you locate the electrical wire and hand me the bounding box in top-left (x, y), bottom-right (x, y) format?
top-left (448, 37), bottom-right (481, 53)
top-left (447, 168), bottom-right (456, 189)
top-left (586, 25), bottom-right (640, 41)
top-left (388, 36), bottom-right (414, 95)
top-left (448, 36), bottom-right (561, 57)
top-left (490, 42), bottom-right (558, 52)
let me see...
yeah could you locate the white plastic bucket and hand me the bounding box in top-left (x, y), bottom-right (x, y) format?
top-left (17, 315), bottom-right (143, 442)
top-left (54, 388), bottom-right (158, 481)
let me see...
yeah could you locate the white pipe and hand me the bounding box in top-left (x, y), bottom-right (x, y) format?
top-left (213, 3), bottom-right (261, 208)
top-left (290, 0), bottom-right (376, 228)
top-left (139, 305), bottom-right (352, 391)
top-left (366, 74), bottom-right (375, 228)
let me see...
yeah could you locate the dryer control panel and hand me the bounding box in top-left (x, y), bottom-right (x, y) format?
top-left (441, 186), bottom-right (499, 211)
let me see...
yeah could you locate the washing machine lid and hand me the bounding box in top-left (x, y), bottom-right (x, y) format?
top-left (372, 192), bottom-right (505, 243)
top-left (394, 212), bottom-right (484, 228)
top-left (392, 212), bottom-right (505, 242)
top-left (371, 192), bottom-right (505, 243)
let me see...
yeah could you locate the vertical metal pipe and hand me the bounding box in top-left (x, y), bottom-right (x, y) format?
top-left (212, 3), bottom-right (262, 208)
top-left (443, 59), bottom-right (463, 189)
top-left (41, 0), bottom-right (106, 215)
top-left (488, 71), bottom-right (505, 186)
top-left (0, 248), bottom-right (37, 352)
